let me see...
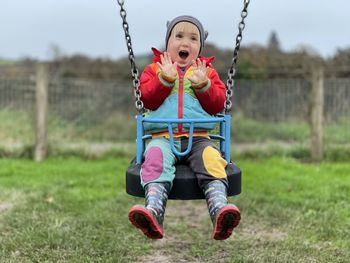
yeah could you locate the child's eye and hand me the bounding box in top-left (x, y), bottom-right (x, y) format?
top-left (191, 37), bottom-right (198, 41)
top-left (176, 33), bottom-right (183, 38)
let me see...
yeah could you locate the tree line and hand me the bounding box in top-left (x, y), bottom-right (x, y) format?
top-left (1, 32), bottom-right (350, 80)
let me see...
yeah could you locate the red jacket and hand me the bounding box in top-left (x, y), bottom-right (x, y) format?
top-left (140, 48), bottom-right (227, 134)
top-left (140, 48), bottom-right (226, 115)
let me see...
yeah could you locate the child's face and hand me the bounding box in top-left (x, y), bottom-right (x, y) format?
top-left (167, 22), bottom-right (201, 68)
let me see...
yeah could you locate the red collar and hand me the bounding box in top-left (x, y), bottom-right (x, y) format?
top-left (151, 47), bottom-right (215, 65)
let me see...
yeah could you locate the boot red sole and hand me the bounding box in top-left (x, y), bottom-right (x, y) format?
top-left (213, 205), bottom-right (241, 240)
top-left (128, 205), bottom-right (164, 239)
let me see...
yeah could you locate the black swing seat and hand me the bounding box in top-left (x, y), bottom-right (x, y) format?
top-left (126, 159), bottom-right (242, 200)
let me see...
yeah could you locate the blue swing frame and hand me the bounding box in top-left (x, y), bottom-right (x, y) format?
top-left (135, 113), bottom-right (232, 162)
top-left (126, 112), bottom-right (241, 199)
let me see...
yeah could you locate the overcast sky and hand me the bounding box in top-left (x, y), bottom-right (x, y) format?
top-left (1, 0), bottom-right (349, 60)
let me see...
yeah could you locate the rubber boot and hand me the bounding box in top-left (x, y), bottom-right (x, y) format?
top-left (128, 182), bottom-right (170, 239)
top-left (203, 180), bottom-right (241, 240)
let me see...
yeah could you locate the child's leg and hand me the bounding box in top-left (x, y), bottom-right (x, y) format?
top-left (140, 137), bottom-right (177, 188)
top-left (185, 137), bottom-right (241, 240)
top-left (203, 180), bottom-right (240, 240)
top-left (128, 138), bottom-right (177, 239)
top-left (128, 183), bottom-right (170, 239)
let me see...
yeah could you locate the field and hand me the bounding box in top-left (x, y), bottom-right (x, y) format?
top-left (1, 157), bottom-right (349, 262)
top-left (1, 109), bottom-right (350, 163)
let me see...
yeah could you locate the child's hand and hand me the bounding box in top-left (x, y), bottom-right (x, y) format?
top-left (157, 52), bottom-right (177, 79)
top-left (188, 58), bottom-right (208, 85)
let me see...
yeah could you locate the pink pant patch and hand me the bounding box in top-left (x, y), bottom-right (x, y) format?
top-left (141, 147), bottom-right (164, 183)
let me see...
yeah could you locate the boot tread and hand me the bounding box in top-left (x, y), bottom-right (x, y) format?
top-left (128, 205), bottom-right (164, 239)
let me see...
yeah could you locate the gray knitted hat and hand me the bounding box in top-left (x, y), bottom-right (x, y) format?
top-left (165, 15), bottom-right (208, 53)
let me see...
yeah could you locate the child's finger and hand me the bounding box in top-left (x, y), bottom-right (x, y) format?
top-left (162, 53), bottom-right (169, 65)
top-left (165, 52), bottom-right (171, 64)
top-left (163, 52), bottom-right (168, 63)
top-left (191, 60), bottom-right (197, 69)
top-left (196, 58), bottom-right (202, 68)
top-left (200, 59), bottom-right (207, 70)
top-left (160, 54), bottom-right (165, 65)
top-left (156, 62), bottom-right (164, 71)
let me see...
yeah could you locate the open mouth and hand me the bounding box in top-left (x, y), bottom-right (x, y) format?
top-left (179, 50), bottom-right (189, 59)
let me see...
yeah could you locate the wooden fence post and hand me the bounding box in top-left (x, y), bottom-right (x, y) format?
top-left (310, 65), bottom-right (324, 162)
top-left (34, 63), bottom-right (48, 161)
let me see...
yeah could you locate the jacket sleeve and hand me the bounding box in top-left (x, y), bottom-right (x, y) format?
top-left (192, 68), bottom-right (226, 115)
top-left (140, 64), bottom-right (174, 110)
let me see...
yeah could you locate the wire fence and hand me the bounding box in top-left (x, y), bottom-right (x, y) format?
top-left (235, 79), bottom-right (310, 122)
top-left (1, 69), bottom-right (350, 158)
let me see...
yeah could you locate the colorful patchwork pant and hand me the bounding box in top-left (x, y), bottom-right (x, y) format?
top-left (140, 136), bottom-right (228, 189)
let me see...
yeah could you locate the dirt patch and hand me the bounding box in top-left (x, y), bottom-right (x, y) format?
top-left (138, 200), bottom-right (210, 263)
top-left (1, 191), bottom-right (25, 217)
top-left (166, 200), bottom-right (209, 227)
top-left (238, 219), bottom-right (288, 242)
top-left (139, 236), bottom-right (204, 263)
top-left (0, 203), bottom-right (12, 213)
top-left (139, 251), bottom-right (173, 263)
top-left (138, 201), bottom-right (289, 262)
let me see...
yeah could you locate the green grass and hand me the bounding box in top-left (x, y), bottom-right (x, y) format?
top-left (1, 109), bottom-right (350, 146)
top-left (0, 158), bottom-right (144, 262)
top-left (0, 110), bottom-right (137, 146)
top-left (46, 112), bottom-right (137, 143)
top-left (1, 109), bottom-right (350, 162)
top-left (0, 110), bottom-right (35, 144)
top-left (324, 117), bottom-right (350, 144)
top-left (0, 59), bottom-right (15, 65)
top-left (232, 112), bottom-right (350, 145)
top-left (0, 157), bottom-right (349, 262)
top-left (232, 113), bottom-right (311, 143)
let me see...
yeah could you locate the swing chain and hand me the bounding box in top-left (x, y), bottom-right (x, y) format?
top-left (117, 0), bottom-right (249, 113)
top-left (117, 0), bottom-right (144, 112)
top-left (225, 0), bottom-right (250, 113)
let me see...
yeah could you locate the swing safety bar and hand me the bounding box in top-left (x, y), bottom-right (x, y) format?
top-left (136, 114), bottom-right (232, 164)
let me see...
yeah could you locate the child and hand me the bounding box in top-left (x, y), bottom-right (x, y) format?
top-left (128, 15), bottom-right (241, 240)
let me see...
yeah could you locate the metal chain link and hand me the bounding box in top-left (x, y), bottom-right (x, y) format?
top-left (117, 0), bottom-right (144, 112)
top-left (225, 0), bottom-right (250, 112)
top-left (117, 0), bottom-right (250, 113)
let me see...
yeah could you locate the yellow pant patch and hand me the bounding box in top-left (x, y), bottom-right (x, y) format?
top-left (202, 146), bottom-right (227, 179)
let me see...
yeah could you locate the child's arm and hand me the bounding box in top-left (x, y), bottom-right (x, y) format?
top-left (140, 64), bottom-right (174, 111)
top-left (189, 61), bottom-right (226, 115)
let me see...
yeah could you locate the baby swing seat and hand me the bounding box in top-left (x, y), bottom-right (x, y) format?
top-left (125, 114), bottom-right (242, 200)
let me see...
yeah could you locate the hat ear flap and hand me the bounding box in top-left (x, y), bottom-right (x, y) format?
top-left (204, 31), bottom-right (209, 41)
top-left (166, 21), bottom-right (170, 28)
